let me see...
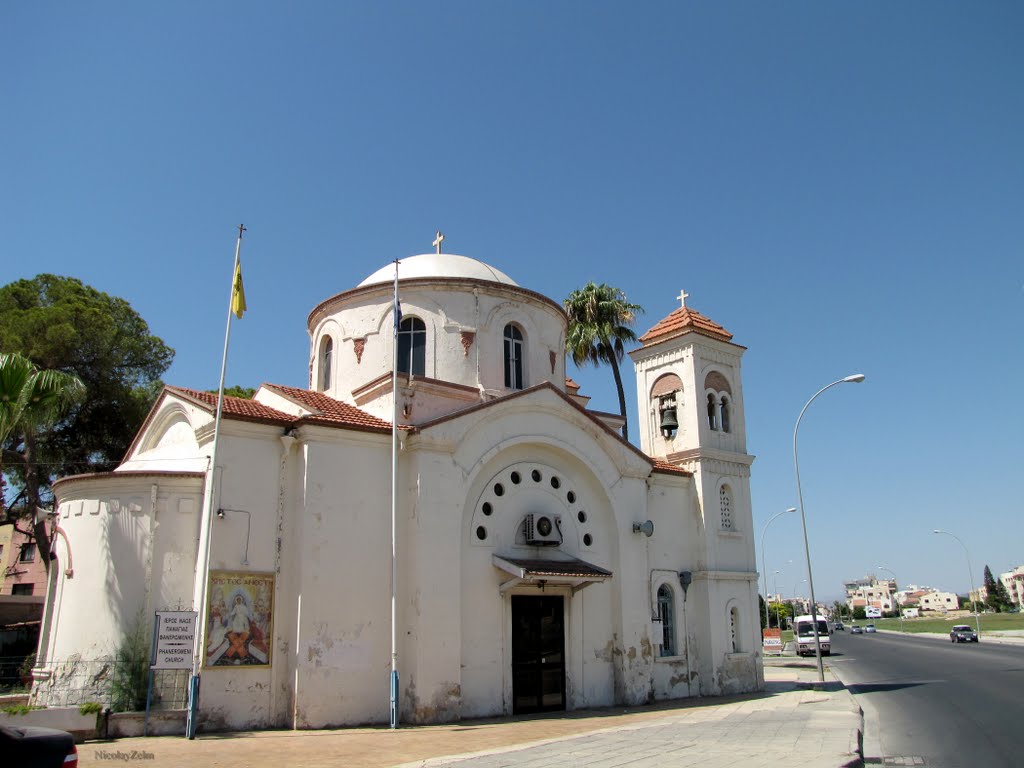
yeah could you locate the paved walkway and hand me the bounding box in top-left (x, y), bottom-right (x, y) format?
top-left (76, 660), bottom-right (861, 768)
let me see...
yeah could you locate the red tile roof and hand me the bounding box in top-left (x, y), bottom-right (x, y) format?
top-left (261, 384), bottom-right (398, 433)
top-left (638, 306), bottom-right (734, 346)
top-left (651, 459), bottom-right (692, 476)
top-left (169, 385), bottom-right (396, 434)
top-left (169, 387), bottom-right (295, 425)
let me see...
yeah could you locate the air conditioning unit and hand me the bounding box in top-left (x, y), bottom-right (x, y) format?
top-left (524, 514), bottom-right (562, 546)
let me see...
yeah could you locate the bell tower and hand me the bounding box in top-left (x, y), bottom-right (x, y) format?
top-left (627, 290), bottom-right (755, 536)
top-left (629, 291), bottom-right (759, 692)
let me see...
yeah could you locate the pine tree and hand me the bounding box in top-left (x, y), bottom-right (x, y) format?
top-left (983, 565), bottom-right (1013, 613)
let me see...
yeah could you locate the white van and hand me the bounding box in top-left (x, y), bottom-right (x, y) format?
top-left (793, 615), bottom-right (831, 657)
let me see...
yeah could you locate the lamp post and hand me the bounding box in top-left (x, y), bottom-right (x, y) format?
top-left (760, 507), bottom-right (797, 630)
top-left (794, 373), bottom-right (866, 683)
top-left (877, 566), bottom-right (903, 632)
top-left (933, 529), bottom-right (981, 638)
top-left (793, 578), bottom-right (807, 615)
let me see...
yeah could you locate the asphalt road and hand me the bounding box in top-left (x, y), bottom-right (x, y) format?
top-left (826, 630), bottom-right (1024, 767)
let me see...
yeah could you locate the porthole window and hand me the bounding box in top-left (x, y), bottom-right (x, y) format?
top-left (476, 526), bottom-right (487, 541)
top-left (494, 483), bottom-right (505, 497)
top-left (482, 502), bottom-right (493, 516)
top-left (550, 476), bottom-right (561, 489)
top-left (511, 471), bottom-right (521, 484)
top-left (567, 491), bottom-right (576, 504)
top-left (531, 469), bottom-right (542, 483)
top-left (583, 533), bottom-right (593, 546)
top-left (577, 510), bottom-right (587, 523)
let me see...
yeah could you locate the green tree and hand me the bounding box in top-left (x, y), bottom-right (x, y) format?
top-left (211, 385), bottom-right (256, 400)
top-left (0, 352), bottom-right (85, 564)
top-left (564, 283), bottom-right (643, 442)
top-left (983, 565), bottom-right (1013, 613)
top-left (0, 275), bottom-right (173, 530)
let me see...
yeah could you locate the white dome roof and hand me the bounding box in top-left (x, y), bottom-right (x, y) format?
top-left (358, 253), bottom-right (518, 288)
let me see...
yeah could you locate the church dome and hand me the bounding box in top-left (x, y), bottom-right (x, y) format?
top-left (358, 253), bottom-right (519, 288)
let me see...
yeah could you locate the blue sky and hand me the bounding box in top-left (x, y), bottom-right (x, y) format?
top-left (2, 2), bottom-right (1021, 602)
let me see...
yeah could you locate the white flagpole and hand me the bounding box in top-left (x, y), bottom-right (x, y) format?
top-left (390, 258), bottom-right (400, 729)
top-left (187, 224), bottom-right (246, 739)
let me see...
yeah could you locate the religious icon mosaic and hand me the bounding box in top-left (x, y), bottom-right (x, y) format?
top-left (204, 570), bottom-right (274, 667)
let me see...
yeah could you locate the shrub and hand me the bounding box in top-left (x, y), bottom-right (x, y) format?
top-left (109, 614), bottom-right (151, 712)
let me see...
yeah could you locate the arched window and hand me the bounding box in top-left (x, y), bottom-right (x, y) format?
top-left (319, 337), bottom-right (333, 391)
top-left (397, 317), bottom-right (426, 376)
top-left (730, 606), bottom-right (740, 652)
top-left (657, 584), bottom-right (676, 656)
top-left (504, 324), bottom-right (524, 390)
top-left (719, 485), bottom-right (733, 530)
top-left (720, 396), bottom-right (731, 433)
top-left (707, 394), bottom-right (718, 431)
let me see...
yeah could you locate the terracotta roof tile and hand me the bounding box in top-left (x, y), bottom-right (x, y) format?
top-left (262, 383), bottom-right (398, 433)
top-left (651, 459), bottom-right (692, 477)
top-left (170, 385), bottom-right (396, 434)
top-left (170, 387), bottom-right (295, 425)
top-left (638, 306), bottom-right (733, 346)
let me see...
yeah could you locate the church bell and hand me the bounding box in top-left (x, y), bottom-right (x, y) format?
top-left (659, 407), bottom-right (678, 438)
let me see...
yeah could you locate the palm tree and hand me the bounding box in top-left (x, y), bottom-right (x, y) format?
top-left (1, 352), bottom-right (85, 568)
top-left (563, 283), bottom-right (643, 442)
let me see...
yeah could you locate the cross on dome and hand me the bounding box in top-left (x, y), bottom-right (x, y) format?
top-left (676, 289), bottom-right (689, 309)
top-left (432, 231), bottom-right (445, 254)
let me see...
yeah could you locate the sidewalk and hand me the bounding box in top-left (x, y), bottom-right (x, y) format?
top-left (76, 660), bottom-right (861, 768)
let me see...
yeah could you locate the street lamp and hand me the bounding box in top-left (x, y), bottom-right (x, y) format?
top-left (933, 529), bottom-right (981, 638)
top-left (794, 373), bottom-right (866, 682)
top-left (761, 507), bottom-right (797, 630)
top-left (877, 565), bottom-right (903, 632)
top-left (793, 578), bottom-right (807, 615)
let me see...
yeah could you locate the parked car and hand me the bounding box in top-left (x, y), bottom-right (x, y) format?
top-left (851, 625), bottom-right (863, 634)
top-left (0, 725), bottom-right (78, 768)
top-left (864, 624), bottom-right (876, 633)
top-left (950, 624), bottom-right (979, 643)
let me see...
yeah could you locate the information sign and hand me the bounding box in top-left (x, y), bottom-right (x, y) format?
top-left (152, 611), bottom-right (198, 669)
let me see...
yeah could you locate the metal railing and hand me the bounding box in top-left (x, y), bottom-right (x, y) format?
top-left (1, 655), bottom-right (188, 711)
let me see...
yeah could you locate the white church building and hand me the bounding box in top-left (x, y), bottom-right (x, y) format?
top-left (34, 249), bottom-right (762, 729)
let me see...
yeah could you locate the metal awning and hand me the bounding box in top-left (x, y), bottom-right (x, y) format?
top-left (492, 554), bottom-right (612, 594)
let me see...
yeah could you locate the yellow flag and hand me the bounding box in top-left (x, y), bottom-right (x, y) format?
top-left (231, 260), bottom-right (247, 318)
